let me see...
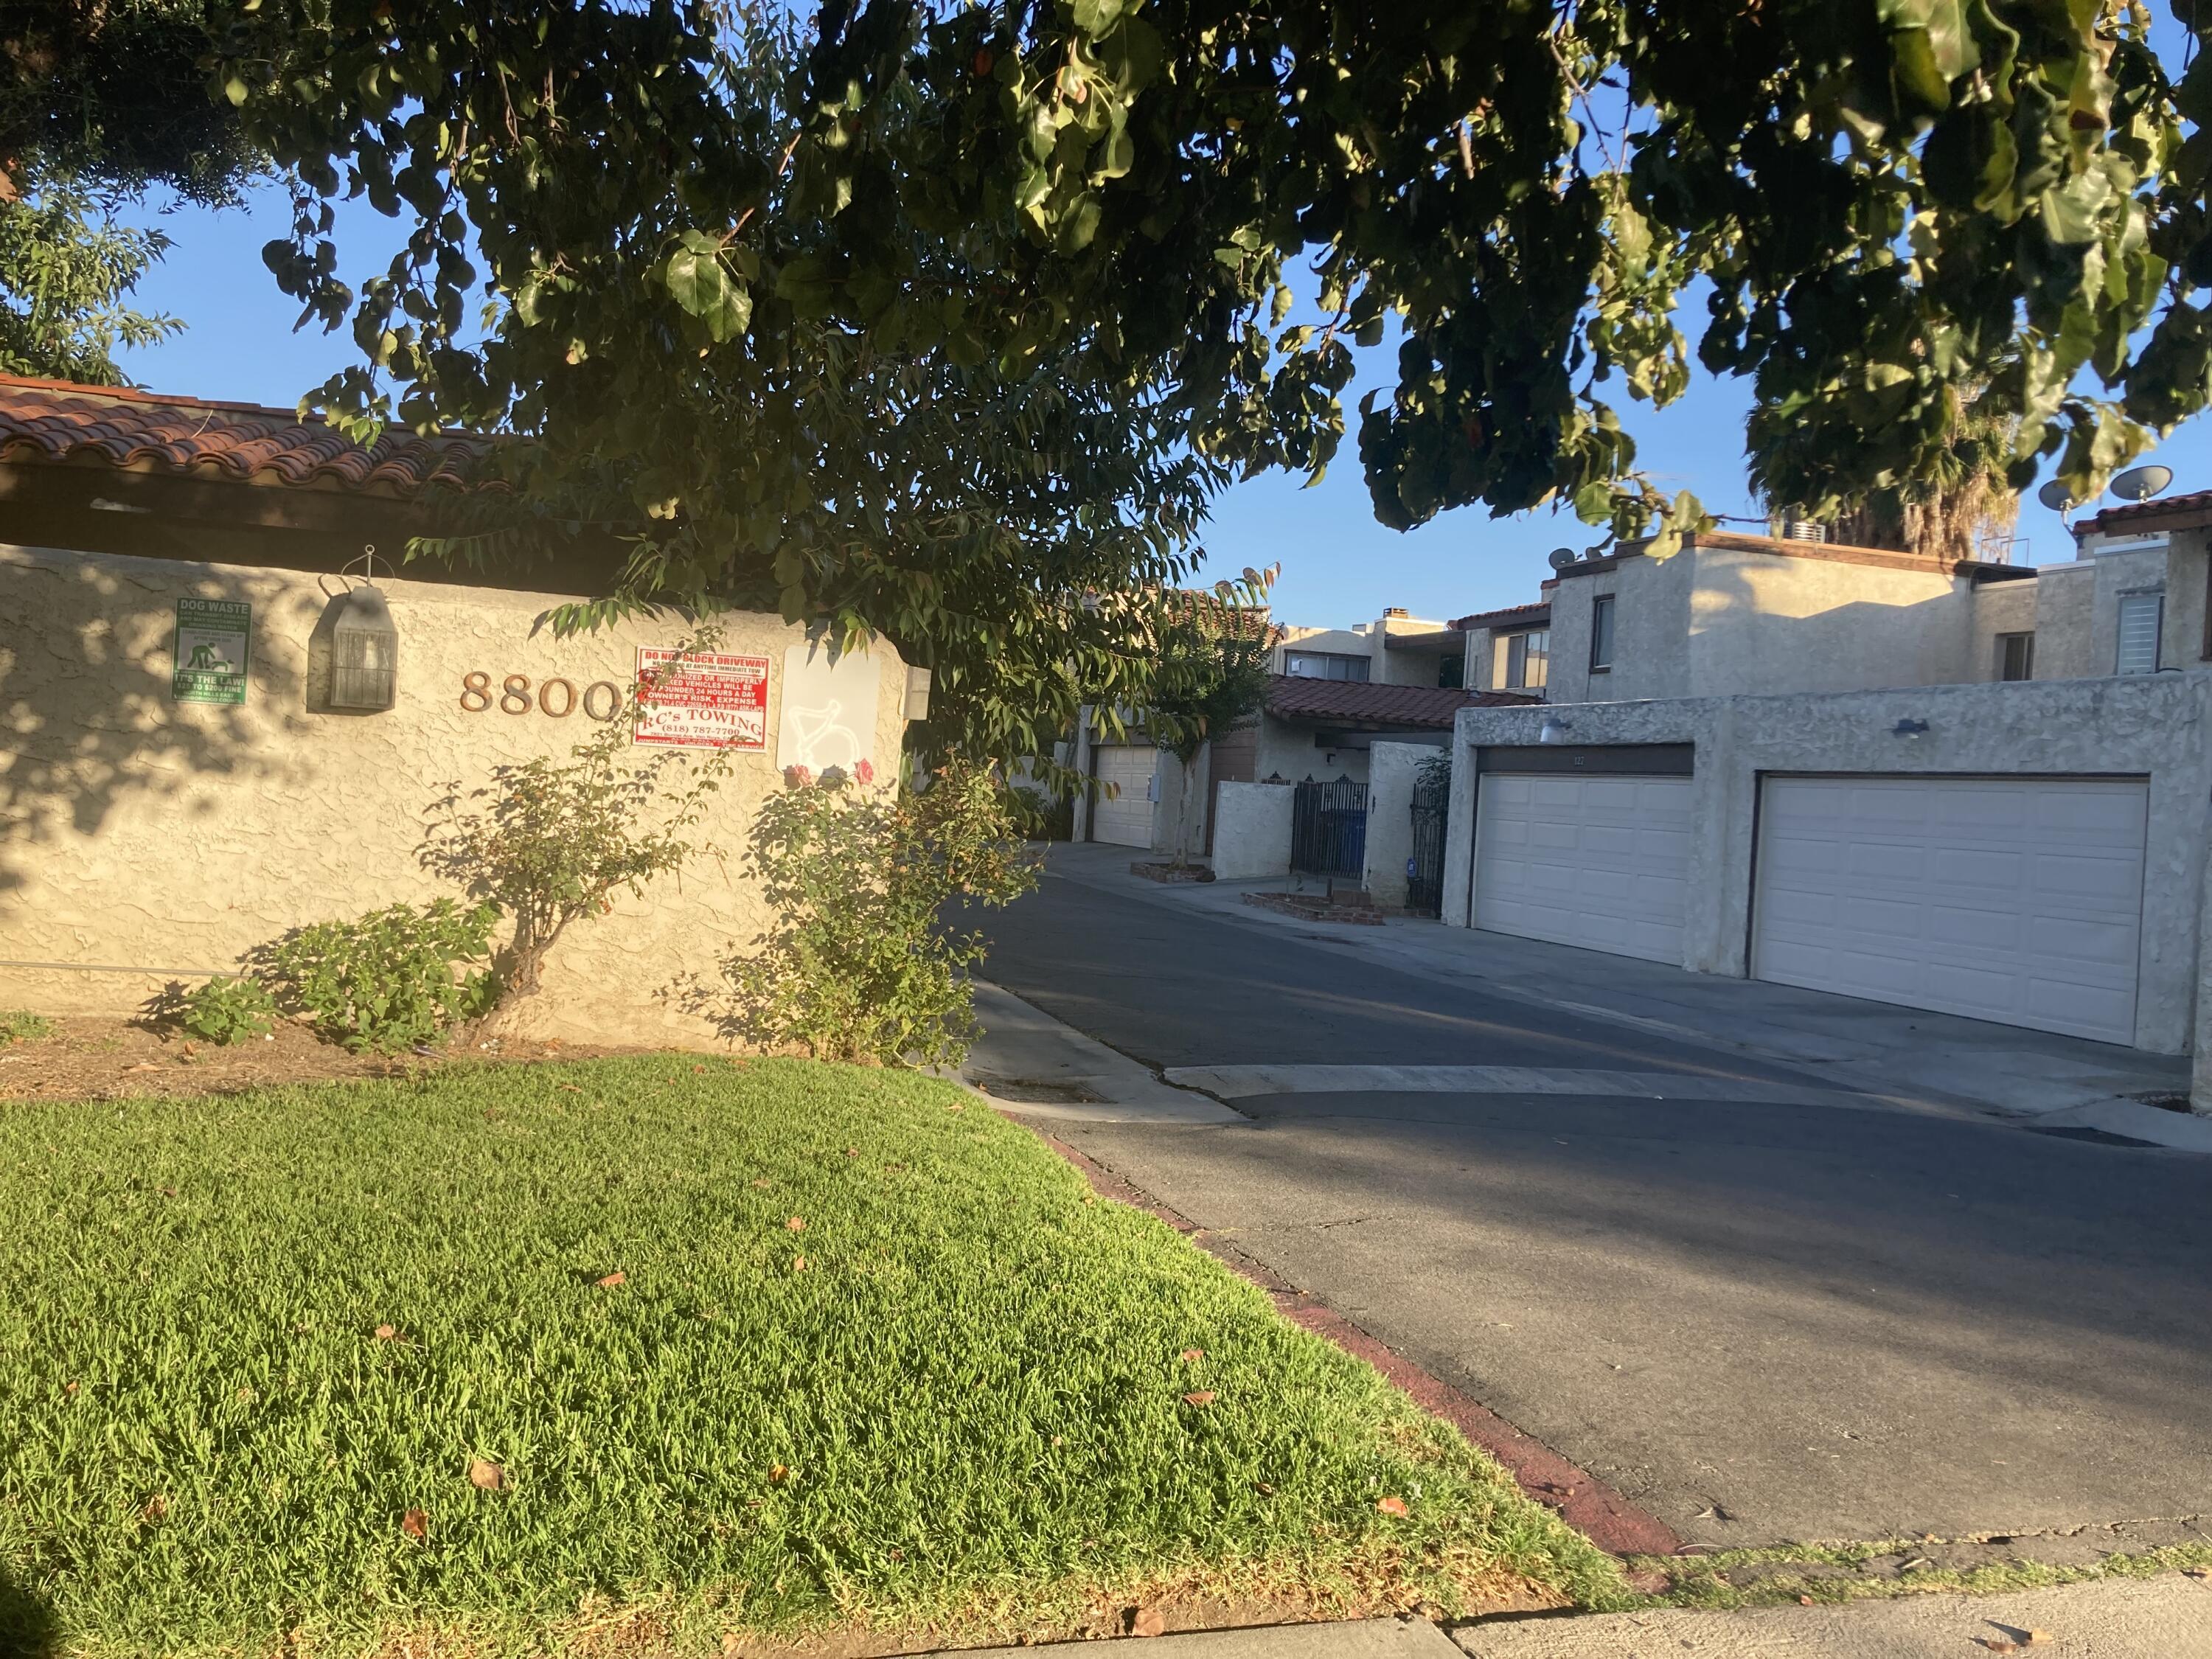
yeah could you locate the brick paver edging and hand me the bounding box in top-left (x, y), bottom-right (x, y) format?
top-left (1028, 1126), bottom-right (1685, 1560)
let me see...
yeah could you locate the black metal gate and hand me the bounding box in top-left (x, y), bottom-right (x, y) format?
top-left (1407, 772), bottom-right (1450, 916)
top-left (1291, 777), bottom-right (1368, 878)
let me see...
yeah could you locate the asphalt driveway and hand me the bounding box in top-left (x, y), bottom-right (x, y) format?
top-left (975, 861), bottom-right (2212, 1547)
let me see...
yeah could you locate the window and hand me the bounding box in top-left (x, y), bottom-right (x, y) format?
top-left (1499, 629), bottom-right (1549, 690)
top-left (1437, 654), bottom-right (1465, 689)
top-left (2116, 593), bottom-right (2163, 675)
top-left (1284, 650), bottom-right (1370, 681)
top-left (1996, 632), bottom-right (2035, 681)
top-left (1589, 594), bottom-right (1617, 671)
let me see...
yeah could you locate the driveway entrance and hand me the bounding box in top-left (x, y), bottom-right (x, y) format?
top-left (975, 850), bottom-right (2212, 1546)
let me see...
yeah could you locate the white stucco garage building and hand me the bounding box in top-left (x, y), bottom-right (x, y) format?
top-left (1439, 512), bottom-right (2212, 1081)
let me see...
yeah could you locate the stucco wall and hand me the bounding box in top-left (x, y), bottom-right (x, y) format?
top-left (0, 544), bottom-right (908, 1046)
top-left (1253, 712), bottom-right (1367, 785)
top-left (2084, 545), bottom-right (2171, 677)
top-left (1686, 547), bottom-right (1965, 697)
top-left (1209, 780), bottom-right (1294, 880)
top-left (1447, 673), bottom-right (2212, 1054)
top-left (2031, 562), bottom-right (2099, 680)
top-left (1359, 742), bottom-right (1429, 908)
top-left (1546, 552), bottom-right (1692, 704)
top-left (1547, 544), bottom-right (2034, 705)
top-left (2164, 530), bottom-right (2209, 670)
top-left (1966, 578), bottom-right (2039, 678)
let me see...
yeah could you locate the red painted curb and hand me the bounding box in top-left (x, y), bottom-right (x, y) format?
top-left (1032, 1127), bottom-right (1686, 1559)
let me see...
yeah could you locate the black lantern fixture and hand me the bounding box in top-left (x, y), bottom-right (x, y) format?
top-left (330, 551), bottom-right (400, 711)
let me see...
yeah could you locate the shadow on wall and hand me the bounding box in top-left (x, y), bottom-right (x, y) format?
top-left (1681, 556), bottom-right (2006, 698)
top-left (0, 1561), bottom-right (59, 1659)
top-left (0, 554), bottom-right (318, 897)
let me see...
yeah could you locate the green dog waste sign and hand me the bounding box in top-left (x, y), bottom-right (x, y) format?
top-left (171, 597), bottom-right (251, 705)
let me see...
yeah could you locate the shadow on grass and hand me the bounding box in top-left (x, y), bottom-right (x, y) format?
top-left (0, 1563), bottom-right (58, 1658)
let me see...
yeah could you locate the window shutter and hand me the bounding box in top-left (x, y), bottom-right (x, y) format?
top-left (2116, 594), bottom-right (2163, 675)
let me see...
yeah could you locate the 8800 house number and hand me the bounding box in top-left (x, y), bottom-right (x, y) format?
top-left (457, 672), bottom-right (624, 720)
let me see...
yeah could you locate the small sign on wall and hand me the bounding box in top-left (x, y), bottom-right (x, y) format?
top-left (633, 647), bottom-right (771, 749)
top-left (777, 641), bottom-right (880, 773)
top-left (172, 597), bottom-right (251, 705)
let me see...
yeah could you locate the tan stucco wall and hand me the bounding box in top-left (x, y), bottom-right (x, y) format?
top-left (1548, 545), bottom-right (1994, 703)
top-left (1965, 577), bottom-right (2038, 678)
top-left (0, 544), bottom-right (908, 1046)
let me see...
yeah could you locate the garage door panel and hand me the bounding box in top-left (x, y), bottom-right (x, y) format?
top-left (2026, 915), bottom-right (2137, 967)
top-left (1753, 776), bottom-right (2145, 1045)
top-left (2033, 850), bottom-right (2143, 905)
top-left (1932, 846), bottom-right (2017, 888)
top-left (1091, 745), bottom-right (1157, 848)
top-left (1475, 773), bottom-right (1692, 966)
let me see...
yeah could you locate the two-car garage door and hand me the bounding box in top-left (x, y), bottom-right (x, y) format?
top-left (1472, 768), bottom-right (2149, 1046)
top-left (1751, 776), bottom-right (2147, 1045)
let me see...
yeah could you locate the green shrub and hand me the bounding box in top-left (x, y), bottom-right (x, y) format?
top-left (1009, 782), bottom-right (1075, 842)
top-left (717, 761), bottom-right (1037, 1065)
top-left (0, 1009), bottom-right (52, 1045)
top-left (153, 976), bottom-right (280, 1046)
top-left (250, 900), bottom-right (499, 1054)
top-left (420, 675), bottom-right (726, 1019)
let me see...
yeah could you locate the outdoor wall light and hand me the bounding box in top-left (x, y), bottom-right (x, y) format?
top-left (1538, 716), bottom-right (1573, 745)
top-left (1891, 717), bottom-right (1929, 738)
top-left (330, 583), bottom-right (400, 711)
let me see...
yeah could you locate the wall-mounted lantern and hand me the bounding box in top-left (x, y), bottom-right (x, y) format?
top-left (330, 584), bottom-right (400, 711)
top-left (1538, 715), bottom-right (1574, 745)
top-left (1891, 717), bottom-right (1929, 739)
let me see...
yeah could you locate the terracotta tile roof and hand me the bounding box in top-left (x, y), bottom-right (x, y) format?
top-left (1449, 600), bottom-right (1551, 631)
top-left (2081, 489), bottom-right (2212, 535)
top-left (1264, 674), bottom-right (1537, 729)
top-left (0, 375), bottom-right (489, 497)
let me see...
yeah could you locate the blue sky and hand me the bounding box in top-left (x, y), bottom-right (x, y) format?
top-left (117, 181), bottom-right (2211, 632)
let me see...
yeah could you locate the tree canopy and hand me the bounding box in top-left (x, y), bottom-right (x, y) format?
top-left (22, 1), bottom-right (2212, 745)
top-left (0, 1), bottom-right (254, 380)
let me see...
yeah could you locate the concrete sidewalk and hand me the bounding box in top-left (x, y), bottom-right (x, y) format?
top-left (928, 1576), bottom-right (2212, 1656)
top-left (1454, 1573), bottom-right (2212, 1657)
top-left (1037, 844), bottom-right (2210, 1153)
top-left (949, 979), bottom-right (1245, 1124)
top-left (944, 1617), bottom-right (1457, 1657)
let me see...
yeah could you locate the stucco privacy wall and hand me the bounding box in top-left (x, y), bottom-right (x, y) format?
top-left (1209, 780), bottom-right (1293, 880)
top-left (1360, 742), bottom-right (1427, 908)
top-left (0, 544), bottom-right (908, 1045)
top-left (1443, 672), bottom-right (2212, 1054)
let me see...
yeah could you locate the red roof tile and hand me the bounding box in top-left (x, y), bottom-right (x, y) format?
top-left (1264, 674), bottom-right (1536, 729)
top-left (2081, 489), bottom-right (2212, 535)
top-left (1449, 600), bottom-right (1551, 630)
top-left (0, 375), bottom-right (488, 497)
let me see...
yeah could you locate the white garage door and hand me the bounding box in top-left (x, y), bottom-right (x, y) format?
top-left (1753, 776), bottom-right (2146, 1044)
top-left (1474, 773), bottom-right (1694, 964)
top-left (1091, 745), bottom-right (1158, 848)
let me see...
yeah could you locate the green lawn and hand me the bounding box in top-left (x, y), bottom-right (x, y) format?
top-left (1, 1057), bottom-right (1624, 1655)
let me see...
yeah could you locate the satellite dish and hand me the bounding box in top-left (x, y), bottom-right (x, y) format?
top-left (2036, 480), bottom-right (2073, 513)
top-left (1547, 547), bottom-right (1577, 571)
top-left (2110, 465), bottom-right (2174, 504)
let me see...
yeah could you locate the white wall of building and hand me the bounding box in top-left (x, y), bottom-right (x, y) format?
top-left (1360, 742), bottom-right (1431, 909)
top-left (1210, 780), bottom-right (1295, 880)
top-left (1444, 672), bottom-right (2212, 1054)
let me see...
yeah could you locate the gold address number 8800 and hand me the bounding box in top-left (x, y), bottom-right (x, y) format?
top-left (459, 671), bottom-right (623, 720)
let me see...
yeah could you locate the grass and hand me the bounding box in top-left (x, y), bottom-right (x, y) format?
top-left (0, 1057), bottom-right (1624, 1656)
top-left (0, 1009), bottom-right (53, 1044)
